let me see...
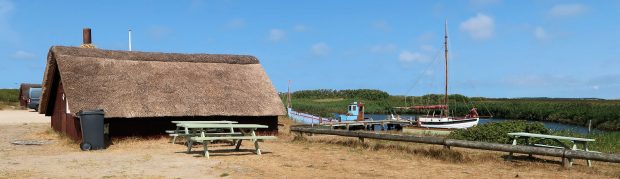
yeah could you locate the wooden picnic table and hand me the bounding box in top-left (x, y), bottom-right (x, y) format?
top-left (168, 121), bottom-right (238, 144)
top-left (183, 123), bottom-right (276, 158)
top-left (507, 132), bottom-right (596, 167)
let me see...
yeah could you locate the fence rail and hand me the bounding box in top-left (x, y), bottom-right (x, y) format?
top-left (290, 126), bottom-right (620, 168)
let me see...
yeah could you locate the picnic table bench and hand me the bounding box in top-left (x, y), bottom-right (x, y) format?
top-left (183, 123), bottom-right (277, 158)
top-left (507, 132), bottom-right (596, 167)
top-left (168, 121), bottom-right (238, 144)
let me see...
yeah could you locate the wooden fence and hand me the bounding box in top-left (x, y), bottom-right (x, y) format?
top-left (290, 126), bottom-right (620, 168)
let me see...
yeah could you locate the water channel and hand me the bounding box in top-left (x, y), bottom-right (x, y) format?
top-left (365, 114), bottom-right (599, 134)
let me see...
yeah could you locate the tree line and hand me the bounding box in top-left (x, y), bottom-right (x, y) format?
top-left (283, 89), bottom-right (620, 131)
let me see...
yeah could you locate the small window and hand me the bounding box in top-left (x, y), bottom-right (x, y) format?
top-left (352, 106), bottom-right (357, 111)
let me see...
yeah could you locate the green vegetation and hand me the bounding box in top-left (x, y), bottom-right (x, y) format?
top-left (471, 99), bottom-right (620, 131)
top-left (0, 89), bottom-right (19, 109)
top-left (292, 89), bottom-right (389, 100)
top-left (448, 120), bottom-right (549, 144)
top-left (448, 121), bottom-right (620, 154)
top-left (282, 89), bottom-right (620, 131)
top-left (0, 89), bottom-right (19, 102)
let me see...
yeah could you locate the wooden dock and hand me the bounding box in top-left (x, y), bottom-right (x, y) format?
top-left (320, 120), bottom-right (414, 130)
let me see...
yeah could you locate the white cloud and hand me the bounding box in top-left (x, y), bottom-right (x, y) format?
top-left (226, 18), bottom-right (246, 29)
top-left (370, 44), bottom-right (397, 54)
top-left (399, 51), bottom-right (429, 63)
top-left (269, 29), bottom-right (285, 42)
top-left (293, 25), bottom-right (307, 32)
top-left (13, 50), bottom-right (36, 60)
top-left (460, 13), bottom-right (494, 40)
top-left (549, 4), bottom-right (587, 18)
top-left (592, 85), bottom-right (600, 91)
top-left (534, 26), bottom-right (547, 40)
top-left (311, 42), bottom-right (329, 56)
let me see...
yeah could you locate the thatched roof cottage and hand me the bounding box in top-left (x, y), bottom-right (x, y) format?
top-left (39, 46), bottom-right (285, 140)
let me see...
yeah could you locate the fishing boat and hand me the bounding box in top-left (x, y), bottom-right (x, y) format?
top-left (398, 21), bottom-right (479, 129)
top-left (286, 101), bottom-right (368, 124)
top-left (337, 101), bottom-right (367, 121)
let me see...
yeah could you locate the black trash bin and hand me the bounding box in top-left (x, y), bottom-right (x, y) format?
top-left (78, 109), bottom-right (105, 151)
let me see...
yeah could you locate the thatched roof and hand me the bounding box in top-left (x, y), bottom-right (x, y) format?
top-left (39, 46), bottom-right (285, 118)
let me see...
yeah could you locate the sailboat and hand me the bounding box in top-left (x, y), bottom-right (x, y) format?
top-left (402, 21), bottom-right (479, 129)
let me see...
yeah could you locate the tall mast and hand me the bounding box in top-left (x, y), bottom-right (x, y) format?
top-left (444, 20), bottom-right (449, 117)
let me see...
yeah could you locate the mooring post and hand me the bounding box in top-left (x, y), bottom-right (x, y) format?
top-left (526, 138), bottom-right (533, 157)
top-left (562, 157), bottom-right (571, 168)
top-left (381, 122), bottom-right (385, 131)
top-left (296, 131), bottom-right (303, 137)
top-left (443, 138), bottom-right (450, 149)
top-left (588, 120), bottom-right (592, 134)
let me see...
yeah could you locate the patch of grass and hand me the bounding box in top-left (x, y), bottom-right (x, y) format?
top-left (312, 98), bottom-right (345, 103)
top-left (24, 127), bottom-right (79, 151)
top-left (0, 89), bottom-right (19, 110)
top-left (0, 89), bottom-right (19, 102)
top-left (0, 101), bottom-right (19, 110)
top-left (108, 136), bottom-right (169, 151)
top-left (448, 121), bottom-right (549, 144)
top-left (293, 136), bottom-right (469, 163)
top-left (220, 173), bottom-right (230, 177)
top-left (549, 130), bottom-right (620, 154)
top-left (141, 154), bottom-right (153, 161)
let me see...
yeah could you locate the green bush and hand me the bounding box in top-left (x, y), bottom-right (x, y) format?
top-left (0, 89), bottom-right (19, 103)
top-left (448, 121), bottom-right (549, 144)
top-left (292, 89), bottom-right (389, 100)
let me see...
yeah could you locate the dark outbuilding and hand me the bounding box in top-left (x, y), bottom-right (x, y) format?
top-left (39, 46), bottom-right (285, 141)
top-left (18, 83), bottom-right (42, 107)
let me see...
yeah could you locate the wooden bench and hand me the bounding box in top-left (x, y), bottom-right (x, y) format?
top-left (532, 143), bottom-right (565, 149)
top-left (169, 121), bottom-right (238, 144)
top-left (181, 123), bottom-right (275, 158)
top-left (188, 136), bottom-right (277, 158)
top-left (508, 132), bottom-right (596, 167)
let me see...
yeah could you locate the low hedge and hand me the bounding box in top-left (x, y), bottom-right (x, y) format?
top-left (447, 121), bottom-right (549, 144)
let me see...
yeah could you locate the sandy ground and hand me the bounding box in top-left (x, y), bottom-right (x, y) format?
top-left (0, 109), bottom-right (50, 124)
top-left (0, 110), bottom-right (618, 178)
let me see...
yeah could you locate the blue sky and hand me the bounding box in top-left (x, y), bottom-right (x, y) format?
top-left (1, 0), bottom-right (619, 99)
